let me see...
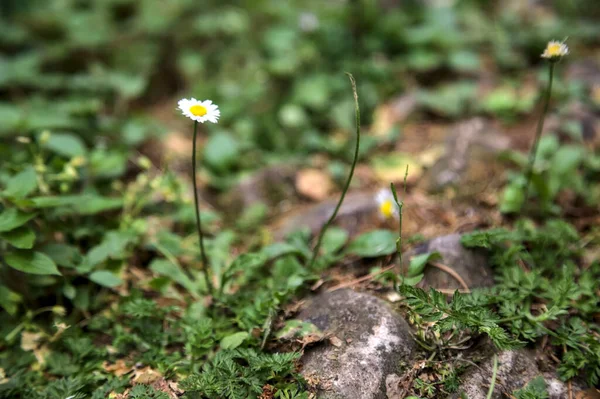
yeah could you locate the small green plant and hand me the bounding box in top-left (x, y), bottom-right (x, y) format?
top-left (177, 98), bottom-right (221, 297)
top-left (512, 376), bottom-right (549, 399)
top-left (180, 349), bottom-right (302, 399)
top-left (501, 40), bottom-right (572, 214)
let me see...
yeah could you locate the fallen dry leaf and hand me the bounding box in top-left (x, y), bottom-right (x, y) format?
top-left (132, 366), bottom-right (162, 384)
top-left (151, 378), bottom-right (184, 399)
top-left (0, 368), bottom-right (8, 384)
top-left (32, 345), bottom-right (50, 368)
top-left (103, 359), bottom-right (132, 377)
top-left (576, 389), bottom-right (600, 399)
top-left (296, 169), bottom-right (333, 201)
top-left (20, 331), bottom-right (43, 352)
top-left (329, 336), bottom-right (343, 347)
top-left (371, 153), bottom-right (423, 184)
top-left (371, 94), bottom-right (417, 137)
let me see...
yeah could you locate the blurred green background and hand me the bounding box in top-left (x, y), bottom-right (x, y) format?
top-left (2, 0), bottom-right (599, 183)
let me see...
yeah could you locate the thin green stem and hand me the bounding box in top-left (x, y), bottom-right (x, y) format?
top-left (391, 165), bottom-right (409, 272)
top-left (524, 62), bottom-right (555, 204)
top-left (486, 355), bottom-right (498, 399)
top-left (192, 121), bottom-right (214, 297)
top-left (309, 73), bottom-right (360, 268)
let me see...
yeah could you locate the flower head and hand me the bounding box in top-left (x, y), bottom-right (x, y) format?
top-left (178, 98), bottom-right (220, 123)
top-left (541, 40), bottom-right (569, 60)
top-left (376, 188), bottom-right (399, 220)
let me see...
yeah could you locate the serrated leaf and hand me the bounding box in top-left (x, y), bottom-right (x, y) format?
top-left (5, 250), bottom-right (61, 275)
top-left (3, 166), bottom-right (37, 199)
top-left (220, 332), bottom-right (249, 350)
top-left (89, 270), bottom-right (122, 288)
top-left (0, 226), bottom-right (35, 249)
top-left (0, 208), bottom-right (35, 232)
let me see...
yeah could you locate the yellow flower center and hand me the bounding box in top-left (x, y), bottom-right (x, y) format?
top-left (379, 200), bottom-right (394, 218)
top-left (547, 43), bottom-right (562, 56)
top-left (189, 105), bottom-right (207, 117)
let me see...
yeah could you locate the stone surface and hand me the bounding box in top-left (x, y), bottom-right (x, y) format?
top-left (403, 233), bottom-right (495, 290)
top-left (273, 191), bottom-right (378, 241)
top-left (220, 164), bottom-right (297, 216)
top-left (421, 118), bottom-right (509, 193)
top-left (299, 289), bottom-right (415, 399)
top-left (453, 349), bottom-right (586, 399)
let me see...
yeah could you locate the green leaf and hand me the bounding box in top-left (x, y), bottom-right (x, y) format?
top-left (321, 227), bottom-right (349, 254)
top-left (150, 259), bottom-right (199, 296)
top-left (223, 252), bottom-right (267, 284)
top-left (5, 250), bottom-right (61, 275)
top-left (0, 285), bottom-right (22, 316)
top-left (401, 274), bottom-right (424, 286)
top-left (0, 208), bottom-right (35, 232)
top-left (513, 376), bottom-right (548, 399)
top-left (204, 132), bottom-right (240, 172)
top-left (0, 226), bottom-right (35, 249)
top-left (89, 270), bottom-right (122, 288)
top-left (500, 183), bottom-right (525, 214)
top-left (551, 145), bottom-right (583, 176)
top-left (90, 150), bottom-right (127, 179)
top-left (0, 103), bottom-right (23, 136)
top-left (408, 252), bottom-right (442, 277)
top-left (43, 132), bottom-right (87, 157)
top-left (86, 231), bottom-right (136, 266)
top-left (3, 166), bottom-right (37, 198)
top-left (262, 242), bottom-right (306, 260)
top-left (220, 331), bottom-right (249, 350)
top-left (63, 284), bottom-right (76, 300)
top-left (29, 195), bottom-right (123, 215)
top-left (346, 230), bottom-right (397, 257)
top-left (40, 243), bottom-right (81, 268)
top-left (275, 320), bottom-right (322, 340)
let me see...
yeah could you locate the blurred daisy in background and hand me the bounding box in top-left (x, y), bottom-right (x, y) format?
top-left (541, 40), bottom-right (569, 60)
top-left (178, 98), bottom-right (220, 123)
top-left (376, 188), bottom-right (399, 220)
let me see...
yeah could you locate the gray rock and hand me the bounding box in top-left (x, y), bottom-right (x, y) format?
top-left (421, 118), bottom-right (509, 193)
top-left (403, 233), bottom-right (494, 290)
top-left (273, 191), bottom-right (378, 241)
top-left (300, 289), bottom-right (415, 399)
top-left (220, 164), bottom-right (297, 217)
top-left (454, 349), bottom-right (585, 399)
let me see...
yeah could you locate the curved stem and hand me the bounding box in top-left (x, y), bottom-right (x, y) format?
top-left (309, 73), bottom-right (360, 268)
top-left (192, 121), bottom-right (213, 296)
top-left (391, 165), bottom-right (409, 273)
top-left (524, 62), bottom-right (555, 204)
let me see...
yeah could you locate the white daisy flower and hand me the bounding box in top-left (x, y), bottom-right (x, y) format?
top-left (541, 40), bottom-right (569, 60)
top-left (375, 188), bottom-right (399, 220)
top-left (177, 98), bottom-right (220, 123)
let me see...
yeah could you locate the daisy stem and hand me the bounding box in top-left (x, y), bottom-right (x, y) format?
top-left (192, 121), bottom-right (214, 297)
top-left (309, 73), bottom-right (360, 269)
top-left (524, 61), bottom-right (555, 205)
top-left (390, 165), bottom-right (409, 272)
